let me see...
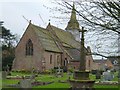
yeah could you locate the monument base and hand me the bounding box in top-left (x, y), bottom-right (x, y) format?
top-left (69, 70), bottom-right (95, 89)
top-left (73, 70), bottom-right (90, 80)
top-left (69, 79), bottom-right (95, 89)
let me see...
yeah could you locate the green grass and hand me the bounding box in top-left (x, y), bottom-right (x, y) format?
top-left (94, 84), bottom-right (118, 88)
top-left (10, 71), bottom-right (31, 76)
top-left (2, 71), bottom-right (119, 89)
top-left (35, 73), bottom-right (71, 82)
top-left (33, 82), bottom-right (70, 88)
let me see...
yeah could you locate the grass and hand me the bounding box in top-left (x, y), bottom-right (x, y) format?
top-left (94, 84), bottom-right (118, 88)
top-left (2, 71), bottom-right (119, 89)
top-left (33, 82), bottom-right (70, 88)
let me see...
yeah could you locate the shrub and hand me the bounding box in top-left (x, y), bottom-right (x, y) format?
top-left (68, 68), bottom-right (74, 73)
top-left (51, 69), bottom-right (55, 73)
top-left (42, 70), bottom-right (51, 74)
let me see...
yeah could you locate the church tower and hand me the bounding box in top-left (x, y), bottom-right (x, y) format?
top-left (65, 3), bottom-right (80, 41)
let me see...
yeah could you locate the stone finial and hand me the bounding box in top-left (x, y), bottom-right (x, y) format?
top-left (29, 20), bottom-right (31, 24)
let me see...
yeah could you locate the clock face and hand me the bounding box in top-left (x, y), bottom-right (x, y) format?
top-left (113, 60), bottom-right (118, 65)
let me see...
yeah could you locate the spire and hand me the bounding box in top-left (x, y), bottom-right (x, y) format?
top-left (65, 3), bottom-right (80, 30)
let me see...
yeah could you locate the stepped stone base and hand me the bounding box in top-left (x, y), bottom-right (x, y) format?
top-left (69, 70), bottom-right (95, 89)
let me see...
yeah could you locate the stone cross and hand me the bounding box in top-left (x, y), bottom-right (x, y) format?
top-left (56, 64), bottom-right (63, 77)
top-left (79, 27), bottom-right (87, 71)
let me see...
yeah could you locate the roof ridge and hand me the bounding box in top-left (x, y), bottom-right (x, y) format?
top-left (31, 23), bottom-right (46, 30)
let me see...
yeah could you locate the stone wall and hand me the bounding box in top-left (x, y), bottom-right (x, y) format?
top-left (43, 52), bottom-right (62, 70)
top-left (12, 24), bottom-right (44, 71)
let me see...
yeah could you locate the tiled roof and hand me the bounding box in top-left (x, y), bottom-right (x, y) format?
top-left (29, 23), bottom-right (88, 60)
top-left (47, 24), bottom-right (81, 49)
top-left (65, 47), bottom-right (80, 61)
top-left (30, 24), bottom-right (62, 53)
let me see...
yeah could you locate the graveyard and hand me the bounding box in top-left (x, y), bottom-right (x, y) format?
top-left (1, 1), bottom-right (120, 90)
top-left (2, 70), bottom-right (119, 89)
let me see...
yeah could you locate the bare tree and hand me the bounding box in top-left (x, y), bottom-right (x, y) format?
top-left (46, 0), bottom-right (120, 57)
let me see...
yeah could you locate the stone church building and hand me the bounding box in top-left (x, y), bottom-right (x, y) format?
top-left (12, 4), bottom-right (94, 72)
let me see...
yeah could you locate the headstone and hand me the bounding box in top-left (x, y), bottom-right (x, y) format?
top-left (95, 70), bottom-right (101, 79)
top-left (2, 71), bottom-right (7, 79)
top-left (30, 74), bottom-right (35, 80)
top-left (6, 65), bottom-right (11, 75)
top-left (67, 71), bottom-right (71, 80)
top-left (20, 77), bottom-right (32, 88)
top-left (30, 68), bottom-right (36, 80)
top-left (56, 64), bottom-right (63, 77)
top-left (37, 69), bottom-right (40, 75)
top-left (102, 70), bottom-right (113, 81)
top-left (118, 70), bottom-right (120, 79)
top-left (31, 68), bottom-right (35, 75)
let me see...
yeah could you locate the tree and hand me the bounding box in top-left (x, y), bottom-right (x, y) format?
top-left (48, 0), bottom-right (120, 57)
top-left (1, 21), bottom-right (18, 71)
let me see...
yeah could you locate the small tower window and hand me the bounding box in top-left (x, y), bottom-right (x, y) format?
top-left (26, 39), bottom-right (33, 56)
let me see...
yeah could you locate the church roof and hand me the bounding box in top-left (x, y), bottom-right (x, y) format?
top-left (30, 24), bottom-right (62, 53)
top-left (65, 47), bottom-right (80, 61)
top-left (46, 24), bottom-right (81, 49)
top-left (28, 23), bottom-right (89, 61)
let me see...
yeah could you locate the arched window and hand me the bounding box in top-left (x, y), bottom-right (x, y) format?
top-left (64, 58), bottom-right (67, 66)
top-left (26, 39), bottom-right (33, 56)
top-left (50, 55), bottom-right (52, 64)
top-left (57, 55), bottom-right (59, 65)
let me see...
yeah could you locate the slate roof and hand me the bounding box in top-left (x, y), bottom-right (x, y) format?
top-left (47, 24), bottom-right (81, 49)
top-left (29, 23), bottom-right (87, 60)
top-left (65, 47), bottom-right (80, 61)
top-left (30, 24), bottom-right (62, 53)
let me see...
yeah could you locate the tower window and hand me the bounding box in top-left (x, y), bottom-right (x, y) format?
top-left (26, 39), bottom-right (33, 56)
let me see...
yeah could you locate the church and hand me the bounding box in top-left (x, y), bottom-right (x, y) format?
top-left (12, 4), bottom-right (94, 72)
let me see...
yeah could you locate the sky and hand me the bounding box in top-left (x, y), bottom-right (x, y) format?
top-left (1, 0), bottom-right (62, 37)
top-left (1, 0), bottom-right (117, 59)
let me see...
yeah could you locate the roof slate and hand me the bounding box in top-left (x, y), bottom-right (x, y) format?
top-left (29, 23), bottom-right (83, 60)
top-left (65, 47), bottom-right (80, 61)
top-left (47, 25), bottom-right (81, 49)
top-left (30, 24), bottom-right (62, 53)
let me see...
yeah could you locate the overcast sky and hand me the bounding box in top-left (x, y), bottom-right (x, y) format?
top-left (1, 0), bottom-right (67, 37)
top-left (1, 0), bottom-right (115, 59)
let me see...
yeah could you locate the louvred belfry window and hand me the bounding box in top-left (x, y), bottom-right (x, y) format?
top-left (26, 39), bottom-right (33, 56)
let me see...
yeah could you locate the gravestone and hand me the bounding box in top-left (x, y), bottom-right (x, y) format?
top-left (6, 65), bottom-right (11, 75)
top-left (2, 71), bottom-right (7, 79)
top-left (67, 71), bottom-right (71, 80)
top-left (118, 69), bottom-right (120, 79)
top-left (55, 64), bottom-right (63, 77)
top-left (30, 74), bottom-right (35, 80)
top-left (96, 70), bottom-right (101, 79)
top-left (102, 70), bottom-right (113, 81)
top-left (20, 77), bottom-right (32, 88)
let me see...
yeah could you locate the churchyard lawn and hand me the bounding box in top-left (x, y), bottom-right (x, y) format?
top-left (2, 71), bottom-right (119, 89)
